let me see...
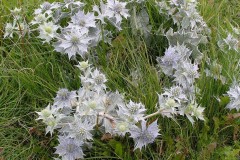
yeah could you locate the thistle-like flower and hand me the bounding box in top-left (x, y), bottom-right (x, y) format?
top-left (226, 84), bottom-right (240, 111)
top-left (54, 29), bottom-right (91, 59)
top-left (179, 101), bottom-right (204, 124)
top-left (106, 0), bottom-right (129, 23)
top-left (53, 88), bottom-right (77, 109)
top-left (38, 21), bottom-right (58, 43)
top-left (55, 136), bottom-right (84, 160)
top-left (70, 11), bottom-right (96, 30)
top-left (157, 94), bottom-right (180, 118)
top-left (4, 23), bottom-right (15, 38)
top-left (130, 120), bottom-right (160, 150)
top-left (117, 100), bottom-right (146, 123)
top-left (68, 115), bottom-right (94, 141)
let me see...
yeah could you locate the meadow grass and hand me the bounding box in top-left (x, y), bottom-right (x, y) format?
top-left (0, 0), bottom-right (240, 159)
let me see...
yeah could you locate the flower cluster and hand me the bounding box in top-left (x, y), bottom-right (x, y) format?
top-left (4, 0), bottom-right (130, 59)
top-left (155, 0), bottom-right (207, 124)
top-left (4, 8), bottom-right (29, 38)
top-left (157, 0), bottom-right (210, 61)
top-left (37, 61), bottom-right (160, 159)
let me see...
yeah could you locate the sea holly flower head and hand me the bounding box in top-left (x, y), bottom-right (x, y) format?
top-left (31, 14), bottom-right (49, 25)
top-left (163, 85), bottom-right (187, 103)
top-left (114, 121), bottom-right (130, 136)
top-left (76, 61), bottom-right (91, 71)
top-left (226, 84), bottom-right (240, 111)
top-left (36, 104), bottom-right (57, 122)
top-left (54, 88), bottom-right (77, 109)
top-left (107, 0), bottom-right (129, 23)
top-left (64, 0), bottom-right (85, 8)
top-left (157, 94), bottom-right (180, 118)
top-left (38, 21), bottom-right (58, 43)
top-left (70, 11), bottom-right (96, 30)
top-left (4, 23), bottom-right (15, 38)
top-left (130, 120), bottom-right (160, 150)
top-left (68, 115), bottom-right (94, 141)
top-left (117, 100), bottom-right (146, 123)
top-left (55, 29), bottom-right (91, 59)
top-left (179, 101), bottom-right (204, 124)
top-left (55, 136), bottom-right (84, 160)
top-left (224, 34), bottom-right (239, 52)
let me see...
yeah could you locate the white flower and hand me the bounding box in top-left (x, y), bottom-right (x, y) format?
top-left (163, 85), bottom-right (187, 103)
top-left (76, 61), bottom-right (91, 71)
top-left (64, 0), bottom-right (85, 8)
top-left (179, 101), bottom-right (205, 124)
top-left (36, 104), bottom-right (57, 122)
top-left (55, 136), bottom-right (84, 160)
top-left (31, 14), bottom-right (49, 25)
top-left (70, 11), bottom-right (96, 30)
top-left (107, 0), bottom-right (129, 23)
top-left (68, 115), bottom-right (94, 141)
top-left (117, 100), bottom-right (146, 123)
top-left (93, 1), bottom-right (110, 24)
top-left (157, 94), bottom-right (179, 118)
top-left (224, 34), bottom-right (239, 52)
top-left (54, 29), bottom-right (91, 59)
top-left (54, 88), bottom-right (77, 109)
top-left (4, 23), bottom-right (15, 38)
top-left (130, 120), bottom-right (160, 150)
top-left (114, 121), bottom-right (130, 136)
top-left (38, 21), bottom-right (58, 43)
top-left (226, 84), bottom-right (240, 111)
top-left (34, 2), bottom-right (60, 15)
top-left (173, 60), bottom-right (199, 86)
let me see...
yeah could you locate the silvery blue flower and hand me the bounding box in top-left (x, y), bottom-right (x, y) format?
top-left (53, 88), bottom-right (77, 109)
top-left (130, 120), bottom-right (160, 150)
top-left (54, 29), bottom-right (91, 59)
top-left (69, 11), bottom-right (96, 30)
top-left (226, 84), bottom-right (240, 111)
top-left (117, 100), bottom-right (146, 123)
top-left (68, 115), bottom-right (94, 141)
top-left (55, 136), bottom-right (84, 160)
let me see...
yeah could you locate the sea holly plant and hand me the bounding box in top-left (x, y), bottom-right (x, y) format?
top-left (37, 61), bottom-right (205, 159)
top-left (4, 0), bottom-right (131, 59)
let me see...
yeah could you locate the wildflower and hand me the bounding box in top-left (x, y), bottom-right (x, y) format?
top-left (36, 104), bottom-right (57, 122)
top-left (224, 34), bottom-right (239, 52)
top-left (54, 29), bottom-right (91, 59)
top-left (68, 115), bottom-right (94, 141)
top-left (31, 14), bottom-right (49, 25)
top-left (106, 0), bottom-right (129, 23)
top-left (34, 2), bottom-right (59, 15)
top-left (114, 121), bottom-right (130, 136)
top-left (55, 136), bottom-right (84, 160)
top-left (4, 23), bottom-right (15, 38)
top-left (70, 11), bottom-right (96, 30)
top-left (38, 21), bottom-right (58, 43)
top-left (130, 120), bottom-right (160, 150)
top-left (64, 0), bottom-right (85, 8)
top-left (179, 101), bottom-right (205, 124)
top-left (117, 100), bottom-right (146, 123)
top-left (157, 94), bottom-right (180, 118)
top-left (226, 84), bottom-right (240, 111)
top-left (163, 85), bottom-right (187, 103)
top-left (93, 1), bottom-right (110, 24)
top-left (173, 60), bottom-right (199, 86)
top-left (53, 88), bottom-right (77, 109)
top-left (76, 61), bottom-right (91, 71)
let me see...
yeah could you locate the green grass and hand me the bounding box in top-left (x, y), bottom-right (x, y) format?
top-left (0, 0), bottom-right (240, 159)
